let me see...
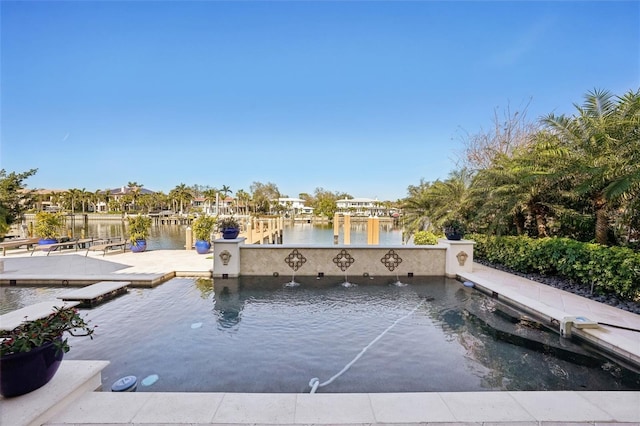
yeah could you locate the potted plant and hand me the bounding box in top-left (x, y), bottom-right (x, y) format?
top-left (192, 215), bottom-right (217, 254)
top-left (127, 215), bottom-right (152, 252)
top-left (34, 211), bottom-right (64, 244)
top-left (219, 216), bottom-right (240, 239)
top-left (0, 306), bottom-right (96, 397)
top-left (442, 218), bottom-right (466, 241)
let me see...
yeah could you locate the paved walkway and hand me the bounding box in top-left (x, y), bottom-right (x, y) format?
top-left (1, 247), bottom-right (639, 425)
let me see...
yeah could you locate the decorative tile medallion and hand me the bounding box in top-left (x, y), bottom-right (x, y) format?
top-left (381, 249), bottom-right (403, 272)
top-left (333, 249), bottom-right (355, 272)
top-left (285, 249), bottom-right (307, 272)
top-left (456, 250), bottom-right (469, 266)
top-left (219, 250), bottom-right (231, 266)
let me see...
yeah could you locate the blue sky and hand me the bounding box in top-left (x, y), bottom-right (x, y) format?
top-left (1, 1), bottom-right (638, 201)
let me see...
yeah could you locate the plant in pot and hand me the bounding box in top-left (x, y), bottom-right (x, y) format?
top-left (192, 215), bottom-right (217, 254)
top-left (219, 216), bottom-right (240, 239)
top-left (127, 215), bottom-right (152, 253)
top-left (0, 306), bottom-right (96, 397)
top-left (34, 211), bottom-right (64, 244)
top-left (442, 218), bottom-right (466, 241)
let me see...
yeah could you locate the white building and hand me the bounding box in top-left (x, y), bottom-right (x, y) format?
top-left (276, 198), bottom-right (314, 215)
top-left (336, 197), bottom-right (386, 216)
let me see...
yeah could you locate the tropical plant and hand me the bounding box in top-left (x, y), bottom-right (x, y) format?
top-left (543, 88), bottom-right (640, 245)
top-left (218, 216), bottom-right (240, 231)
top-left (169, 183), bottom-right (194, 214)
top-left (34, 211), bottom-right (64, 240)
top-left (413, 230), bottom-right (439, 245)
top-left (127, 215), bottom-right (152, 244)
top-left (0, 168), bottom-right (37, 236)
top-left (192, 215), bottom-right (217, 241)
top-left (441, 218), bottom-right (466, 237)
top-left (0, 306), bottom-right (95, 356)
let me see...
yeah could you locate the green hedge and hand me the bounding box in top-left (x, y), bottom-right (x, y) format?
top-left (470, 234), bottom-right (640, 300)
top-left (413, 231), bottom-right (439, 245)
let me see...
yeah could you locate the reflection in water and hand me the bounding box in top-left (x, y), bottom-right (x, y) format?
top-left (5, 276), bottom-right (639, 393)
top-left (213, 279), bottom-right (244, 329)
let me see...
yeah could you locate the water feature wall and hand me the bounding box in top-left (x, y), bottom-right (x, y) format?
top-left (212, 238), bottom-right (475, 278)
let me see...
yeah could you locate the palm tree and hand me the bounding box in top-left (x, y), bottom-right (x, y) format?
top-left (235, 189), bottom-right (250, 215)
top-left (169, 184), bottom-right (194, 214)
top-left (219, 185), bottom-right (232, 214)
top-left (127, 182), bottom-right (143, 212)
top-left (543, 89), bottom-right (640, 244)
top-left (401, 179), bottom-right (434, 240)
top-left (65, 188), bottom-right (83, 214)
top-left (202, 188), bottom-right (218, 215)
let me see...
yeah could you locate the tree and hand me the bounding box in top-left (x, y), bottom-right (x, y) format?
top-left (543, 88), bottom-right (640, 245)
top-left (169, 184), bottom-right (194, 214)
top-left (401, 179), bottom-right (434, 239)
top-left (458, 99), bottom-right (539, 172)
top-left (219, 185), bottom-right (232, 214)
top-left (309, 188), bottom-right (340, 219)
top-left (250, 181), bottom-right (280, 214)
top-left (235, 189), bottom-right (250, 215)
top-left (0, 168), bottom-right (37, 236)
top-left (468, 133), bottom-right (565, 237)
top-left (202, 188), bottom-right (218, 215)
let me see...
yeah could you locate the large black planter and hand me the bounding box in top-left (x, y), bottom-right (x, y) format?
top-left (444, 228), bottom-right (464, 241)
top-left (0, 338), bottom-right (64, 398)
top-left (222, 228), bottom-right (240, 239)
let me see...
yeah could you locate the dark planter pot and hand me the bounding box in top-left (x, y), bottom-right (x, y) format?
top-left (222, 228), bottom-right (240, 240)
top-left (38, 238), bottom-right (57, 245)
top-left (129, 239), bottom-right (147, 253)
top-left (444, 228), bottom-right (464, 241)
top-left (194, 240), bottom-right (211, 254)
top-left (0, 338), bottom-right (64, 398)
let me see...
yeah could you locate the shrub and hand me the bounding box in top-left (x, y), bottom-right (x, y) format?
top-left (413, 231), bottom-right (439, 245)
top-left (192, 215), bottom-right (217, 241)
top-left (34, 211), bottom-right (64, 240)
top-left (469, 233), bottom-right (640, 300)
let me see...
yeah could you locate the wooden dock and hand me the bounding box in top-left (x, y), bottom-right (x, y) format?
top-left (240, 216), bottom-right (284, 244)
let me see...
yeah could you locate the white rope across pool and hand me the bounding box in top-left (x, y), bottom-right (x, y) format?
top-left (308, 299), bottom-right (426, 393)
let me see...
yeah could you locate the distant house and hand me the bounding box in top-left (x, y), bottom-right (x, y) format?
top-left (96, 186), bottom-right (155, 212)
top-left (336, 197), bottom-right (386, 216)
top-left (192, 196), bottom-right (235, 215)
top-left (276, 198), bottom-right (314, 215)
top-left (24, 189), bottom-right (67, 212)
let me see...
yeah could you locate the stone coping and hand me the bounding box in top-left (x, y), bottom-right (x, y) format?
top-left (0, 360), bottom-right (108, 426)
top-left (0, 300), bottom-right (81, 331)
top-left (57, 281), bottom-right (130, 300)
top-left (2, 359), bottom-right (638, 426)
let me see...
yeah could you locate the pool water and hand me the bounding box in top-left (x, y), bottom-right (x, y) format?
top-left (2, 277), bottom-right (639, 393)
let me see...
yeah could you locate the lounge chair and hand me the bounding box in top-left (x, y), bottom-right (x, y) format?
top-left (31, 237), bottom-right (100, 256)
top-left (0, 237), bottom-right (40, 256)
top-left (85, 238), bottom-right (128, 256)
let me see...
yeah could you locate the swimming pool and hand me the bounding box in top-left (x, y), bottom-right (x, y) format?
top-left (2, 277), bottom-right (639, 393)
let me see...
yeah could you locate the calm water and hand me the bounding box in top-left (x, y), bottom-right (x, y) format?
top-left (3, 277), bottom-right (638, 393)
top-left (64, 220), bottom-right (403, 249)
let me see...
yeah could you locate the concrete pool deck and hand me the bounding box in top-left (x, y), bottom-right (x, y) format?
top-left (0, 248), bottom-right (639, 425)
